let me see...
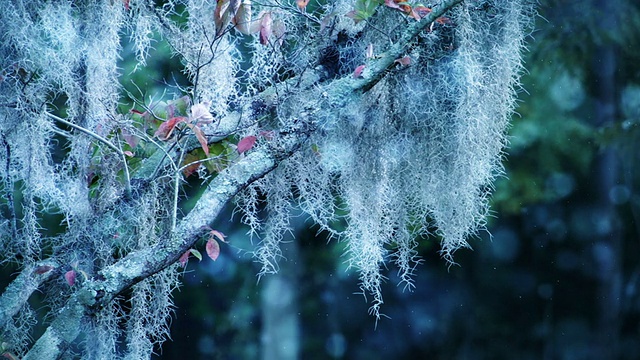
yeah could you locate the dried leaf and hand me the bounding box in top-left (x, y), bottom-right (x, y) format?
top-left (436, 16), bottom-right (451, 25)
top-left (2, 351), bottom-right (18, 360)
top-left (237, 135), bottom-right (257, 154)
top-left (206, 239), bottom-right (220, 261)
top-left (319, 12), bottom-right (337, 34)
top-left (33, 265), bottom-right (55, 275)
top-left (259, 130), bottom-right (275, 140)
top-left (353, 64), bottom-right (366, 78)
top-left (154, 117), bottom-right (185, 140)
top-left (65, 270), bottom-right (76, 286)
top-left (272, 20), bottom-right (286, 46)
top-left (121, 128), bottom-right (139, 149)
top-left (181, 152), bottom-right (202, 178)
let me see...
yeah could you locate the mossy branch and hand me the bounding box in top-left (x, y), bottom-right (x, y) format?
top-left (0, 260), bottom-right (59, 330)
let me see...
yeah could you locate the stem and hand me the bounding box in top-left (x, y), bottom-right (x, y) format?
top-left (46, 112), bottom-right (125, 157)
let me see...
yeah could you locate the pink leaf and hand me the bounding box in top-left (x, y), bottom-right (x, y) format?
top-left (179, 250), bottom-right (191, 267)
top-left (384, 0), bottom-right (401, 10)
top-left (121, 128), bottom-right (139, 149)
top-left (237, 135), bottom-right (257, 154)
top-left (353, 64), bottom-right (366, 78)
top-left (297, 0), bottom-right (310, 11)
top-left (190, 102), bottom-right (214, 125)
top-left (206, 239), bottom-right (220, 261)
top-left (65, 270), bottom-right (76, 286)
top-left (123, 150), bottom-right (134, 157)
top-left (209, 230), bottom-right (227, 242)
top-left (394, 56), bottom-right (411, 66)
top-left (260, 12), bottom-right (272, 45)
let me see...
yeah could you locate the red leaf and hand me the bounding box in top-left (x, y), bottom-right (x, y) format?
top-left (34, 265), bottom-right (55, 275)
top-left (206, 239), bottom-right (220, 261)
top-left (209, 230), bottom-right (227, 242)
top-left (154, 117), bottom-right (185, 140)
top-left (237, 135), bottom-right (257, 154)
top-left (353, 64), bottom-right (366, 78)
top-left (190, 124), bottom-right (210, 156)
top-left (179, 250), bottom-right (191, 267)
top-left (65, 270), bottom-right (76, 286)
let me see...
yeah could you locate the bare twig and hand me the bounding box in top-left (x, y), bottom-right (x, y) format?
top-left (45, 112), bottom-right (126, 157)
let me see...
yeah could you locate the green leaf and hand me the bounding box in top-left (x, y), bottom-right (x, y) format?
top-left (190, 249), bottom-right (203, 261)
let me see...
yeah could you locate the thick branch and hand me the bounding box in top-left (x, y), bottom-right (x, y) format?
top-left (0, 260), bottom-right (59, 330)
top-left (351, 0), bottom-right (463, 93)
top-left (23, 128), bottom-right (304, 360)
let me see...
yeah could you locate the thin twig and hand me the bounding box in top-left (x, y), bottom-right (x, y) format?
top-left (45, 112), bottom-right (125, 157)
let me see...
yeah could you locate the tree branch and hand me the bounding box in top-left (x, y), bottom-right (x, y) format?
top-left (0, 260), bottom-right (59, 330)
top-left (351, 0), bottom-right (463, 93)
top-left (21, 1), bottom-right (465, 356)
